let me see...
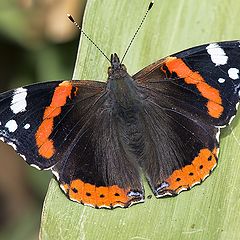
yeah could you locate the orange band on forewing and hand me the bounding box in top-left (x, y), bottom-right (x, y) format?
top-left (197, 82), bottom-right (221, 103)
top-left (43, 107), bottom-right (61, 119)
top-left (164, 148), bottom-right (217, 193)
top-left (49, 82), bottom-right (73, 107)
top-left (38, 139), bottom-right (55, 159)
top-left (35, 81), bottom-right (73, 159)
top-left (163, 57), bottom-right (223, 118)
top-left (67, 179), bottom-right (131, 208)
top-left (206, 101), bottom-right (224, 118)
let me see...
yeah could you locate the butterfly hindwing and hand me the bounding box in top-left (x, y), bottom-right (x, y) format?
top-left (133, 41), bottom-right (240, 197)
top-left (52, 80), bottom-right (144, 208)
top-left (140, 98), bottom-right (219, 196)
top-left (53, 98), bottom-right (144, 208)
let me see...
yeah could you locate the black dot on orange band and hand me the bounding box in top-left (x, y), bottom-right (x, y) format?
top-left (189, 172), bottom-right (194, 176)
top-left (115, 193), bottom-right (120, 197)
top-left (199, 165), bottom-right (203, 169)
top-left (86, 192), bottom-right (91, 196)
top-left (100, 194), bottom-right (105, 198)
top-left (72, 188), bottom-right (78, 193)
top-left (208, 155), bottom-right (212, 161)
top-left (176, 178), bottom-right (181, 182)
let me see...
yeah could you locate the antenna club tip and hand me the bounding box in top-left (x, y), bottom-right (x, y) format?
top-left (67, 14), bottom-right (75, 23)
top-left (149, 1), bottom-right (154, 10)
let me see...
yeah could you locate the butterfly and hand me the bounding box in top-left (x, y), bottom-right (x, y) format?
top-left (0, 39), bottom-right (239, 209)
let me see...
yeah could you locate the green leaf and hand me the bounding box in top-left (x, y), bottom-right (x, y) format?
top-left (40, 0), bottom-right (240, 239)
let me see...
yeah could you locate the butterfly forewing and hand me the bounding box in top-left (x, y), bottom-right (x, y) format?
top-left (134, 41), bottom-right (240, 126)
top-left (0, 81), bottom-right (62, 169)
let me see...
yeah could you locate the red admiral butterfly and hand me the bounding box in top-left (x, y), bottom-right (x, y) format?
top-left (0, 2), bottom-right (240, 209)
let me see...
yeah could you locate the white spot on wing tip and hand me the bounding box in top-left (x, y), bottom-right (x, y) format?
top-left (228, 68), bottom-right (239, 80)
top-left (11, 88), bottom-right (28, 114)
top-left (218, 78), bottom-right (225, 83)
top-left (5, 120), bottom-right (18, 132)
top-left (206, 43), bottom-right (228, 66)
top-left (24, 123), bottom-right (30, 130)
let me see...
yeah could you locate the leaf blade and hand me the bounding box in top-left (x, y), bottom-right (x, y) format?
top-left (40, 1), bottom-right (240, 239)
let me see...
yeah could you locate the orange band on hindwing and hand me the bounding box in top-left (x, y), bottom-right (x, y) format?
top-left (63, 179), bottom-right (133, 208)
top-left (162, 57), bottom-right (224, 118)
top-left (161, 148), bottom-right (217, 194)
top-left (35, 81), bottom-right (73, 159)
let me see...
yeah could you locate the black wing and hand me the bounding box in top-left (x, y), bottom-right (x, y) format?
top-left (0, 80), bottom-right (144, 208)
top-left (133, 40), bottom-right (240, 196)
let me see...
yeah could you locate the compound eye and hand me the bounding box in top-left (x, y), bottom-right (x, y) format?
top-left (108, 67), bottom-right (113, 76)
top-left (121, 64), bottom-right (127, 71)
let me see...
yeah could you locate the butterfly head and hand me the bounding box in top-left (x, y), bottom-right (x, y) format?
top-left (108, 53), bottom-right (128, 79)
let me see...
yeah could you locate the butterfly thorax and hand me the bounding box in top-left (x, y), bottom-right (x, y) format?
top-left (107, 53), bottom-right (141, 110)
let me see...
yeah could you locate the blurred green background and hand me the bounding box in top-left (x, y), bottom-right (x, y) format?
top-left (0, 1), bottom-right (86, 239)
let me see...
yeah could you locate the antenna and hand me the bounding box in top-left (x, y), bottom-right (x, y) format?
top-left (67, 14), bottom-right (111, 63)
top-left (120, 1), bottom-right (154, 64)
